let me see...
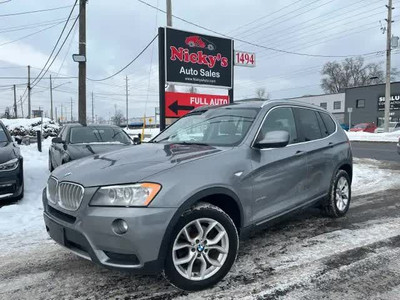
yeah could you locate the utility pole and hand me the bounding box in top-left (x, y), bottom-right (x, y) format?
top-left (20, 96), bottom-right (24, 117)
top-left (27, 65), bottom-right (31, 119)
top-left (70, 98), bottom-right (73, 122)
top-left (13, 85), bottom-right (17, 118)
top-left (166, 0), bottom-right (175, 93)
top-left (166, 0), bottom-right (172, 27)
top-left (125, 76), bottom-right (129, 128)
top-left (50, 75), bottom-right (54, 120)
top-left (78, 0), bottom-right (87, 125)
top-left (384, 0), bottom-right (393, 132)
top-left (91, 91), bottom-right (94, 124)
top-left (55, 107), bottom-right (58, 123)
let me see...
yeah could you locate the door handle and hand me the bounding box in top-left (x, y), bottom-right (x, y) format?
top-left (328, 142), bottom-right (334, 147)
top-left (295, 150), bottom-right (305, 155)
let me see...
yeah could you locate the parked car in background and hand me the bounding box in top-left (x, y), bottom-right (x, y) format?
top-left (374, 122), bottom-right (400, 133)
top-left (0, 121), bottom-right (23, 201)
top-left (43, 100), bottom-right (352, 291)
top-left (349, 123), bottom-right (377, 133)
top-left (340, 123), bottom-right (349, 131)
top-left (48, 124), bottom-right (134, 171)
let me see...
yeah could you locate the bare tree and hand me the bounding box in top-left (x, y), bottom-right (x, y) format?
top-left (256, 88), bottom-right (269, 100)
top-left (321, 57), bottom-right (387, 93)
top-left (111, 110), bottom-right (124, 126)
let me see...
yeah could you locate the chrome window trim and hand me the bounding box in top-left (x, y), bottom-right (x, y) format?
top-left (251, 105), bottom-right (338, 151)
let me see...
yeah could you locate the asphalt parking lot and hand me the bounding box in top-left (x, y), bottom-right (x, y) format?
top-left (0, 158), bottom-right (399, 300)
top-left (351, 141), bottom-right (399, 162)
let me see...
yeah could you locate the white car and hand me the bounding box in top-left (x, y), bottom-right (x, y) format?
top-left (375, 122), bottom-right (400, 133)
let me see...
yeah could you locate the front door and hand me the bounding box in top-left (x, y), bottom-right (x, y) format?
top-left (250, 106), bottom-right (309, 224)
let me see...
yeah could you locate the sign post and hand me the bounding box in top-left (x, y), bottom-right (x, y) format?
top-left (347, 107), bottom-right (353, 129)
top-left (159, 27), bottom-right (233, 130)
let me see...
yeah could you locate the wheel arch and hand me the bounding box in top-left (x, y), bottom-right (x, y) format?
top-left (157, 187), bottom-right (244, 265)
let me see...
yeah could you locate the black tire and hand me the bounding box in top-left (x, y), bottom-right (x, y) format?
top-left (324, 169), bottom-right (351, 218)
top-left (163, 203), bottom-right (239, 291)
top-left (14, 168), bottom-right (24, 201)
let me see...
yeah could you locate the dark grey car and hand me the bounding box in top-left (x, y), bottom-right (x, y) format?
top-left (0, 121), bottom-right (23, 202)
top-left (49, 124), bottom-right (134, 171)
top-left (43, 100), bottom-right (352, 291)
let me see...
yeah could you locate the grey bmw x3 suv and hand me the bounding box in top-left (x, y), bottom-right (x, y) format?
top-left (43, 100), bottom-right (352, 291)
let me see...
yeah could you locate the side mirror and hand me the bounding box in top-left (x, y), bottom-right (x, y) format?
top-left (52, 137), bottom-right (63, 144)
top-left (254, 130), bottom-right (290, 149)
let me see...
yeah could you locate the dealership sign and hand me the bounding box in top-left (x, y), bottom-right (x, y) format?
top-left (165, 92), bottom-right (229, 118)
top-left (378, 95), bottom-right (400, 110)
top-left (165, 28), bottom-right (233, 88)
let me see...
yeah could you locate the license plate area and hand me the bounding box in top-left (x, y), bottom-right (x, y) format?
top-left (48, 219), bottom-right (65, 246)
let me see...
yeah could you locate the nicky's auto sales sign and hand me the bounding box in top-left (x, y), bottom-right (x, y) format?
top-left (165, 28), bottom-right (233, 88)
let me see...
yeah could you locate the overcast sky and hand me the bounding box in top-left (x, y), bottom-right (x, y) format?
top-left (0, 0), bottom-right (399, 121)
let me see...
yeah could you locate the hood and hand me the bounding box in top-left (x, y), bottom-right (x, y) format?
top-left (0, 142), bottom-right (17, 164)
top-left (66, 143), bottom-right (132, 160)
top-left (52, 143), bottom-right (225, 187)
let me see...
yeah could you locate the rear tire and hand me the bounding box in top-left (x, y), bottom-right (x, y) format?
top-left (163, 203), bottom-right (239, 291)
top-left (324, 169), bottom-right (351, 218)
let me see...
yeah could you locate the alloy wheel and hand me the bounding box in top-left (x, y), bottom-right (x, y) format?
top-left (172, 218), bottom-right (229, 281)
top-left (336, 176), bottom-right (349, 211)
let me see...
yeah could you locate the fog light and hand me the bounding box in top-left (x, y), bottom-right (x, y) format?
top-left (112, 219), bottom-right (128, 235)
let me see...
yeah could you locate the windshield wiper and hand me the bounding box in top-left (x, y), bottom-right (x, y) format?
top-left (173, 141), bottom-right (210, 146)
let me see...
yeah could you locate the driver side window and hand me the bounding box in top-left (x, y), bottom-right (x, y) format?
top-left (257, 107), bottom-right (298, 144)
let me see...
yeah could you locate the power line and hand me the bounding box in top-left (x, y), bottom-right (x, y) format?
top-left (88, 34), bottom-right (159, 82)
top-left (31, 0), bottom-right (78, 85)
top-left (0, 5), bottom-right (74, 18)
top-left (0, 21), bottom-right (66, 47)
top-left (31, 16), bottom-right (79, 88)
top-left (0, 16), bottom-right (76, 34)
top-left (136, 0), bottom-right (381, 59)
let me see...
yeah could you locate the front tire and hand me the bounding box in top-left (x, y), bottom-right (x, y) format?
top-left (324, 169), bottom-right (351, 218)
top-left (164, 203), bottom-right (238, 291)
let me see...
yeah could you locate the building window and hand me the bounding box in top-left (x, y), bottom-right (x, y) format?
top-left (320, 102), bottom-right (327, 109)
top-left (356, 99), bottom-right (365, 108)
top-left (333, 101), bottom-right (341, 110)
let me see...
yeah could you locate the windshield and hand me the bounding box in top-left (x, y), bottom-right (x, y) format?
top-left (69, 126), bottom-right (132, 145)
top-left (0, 126), bottom-right (9, 142)
top-left (152, 107), bottom-right (259, 146)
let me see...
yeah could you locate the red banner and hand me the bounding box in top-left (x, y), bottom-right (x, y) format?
top-left (165, 92), bottom-right (229, 118)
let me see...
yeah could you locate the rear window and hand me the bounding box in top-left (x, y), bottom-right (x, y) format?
top-left (319, 112), bottom-right (336, 135)
top-left (293, 108), bottom-right (322, 141)
top-left (69, 127), bottom-right (131, 144)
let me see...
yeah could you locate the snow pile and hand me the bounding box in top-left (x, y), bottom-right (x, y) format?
top-left (1, 117), bottom-right (60, 137)
top-left (0, 140), bottom-right (51, 255)
top-left (346, 130), bottom-right (400, 142)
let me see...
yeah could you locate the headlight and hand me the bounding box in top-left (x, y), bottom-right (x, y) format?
top-left (0, 158), bottom-right (19, 171)
top-left (90, 183), bottom-right (161, 207)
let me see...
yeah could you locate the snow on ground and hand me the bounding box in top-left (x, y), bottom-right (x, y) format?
top-left (0, 140), bottom-right (52, 255)
top-left (346, 130), bottom-right (400, 142)
top-left (352, 158), bottom-right (400, 196)
top-left (0, 144), bottom-right (399, 257)
top-left (1, 117), bottom-right (59, 131)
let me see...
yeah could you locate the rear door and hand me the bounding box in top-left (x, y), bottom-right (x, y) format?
top-left (250, 106), bottom-right (309, 223)
top-left (293, 108), bottom-right (335, 200)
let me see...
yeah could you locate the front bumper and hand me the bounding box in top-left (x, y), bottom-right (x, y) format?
top-left (42, 189), bottom-right (176, 274)
top-left (0, 162), bottom-right (23, 200)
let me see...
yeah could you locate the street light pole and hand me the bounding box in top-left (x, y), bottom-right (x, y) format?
top-left (384, 0), bottom-right (393, 132)
top-left (50, 74), bottom-right (54, 120)
top-left (78, 0), bottom-right (87, 125)
top-left (125, 76), bottom-right (129, 128)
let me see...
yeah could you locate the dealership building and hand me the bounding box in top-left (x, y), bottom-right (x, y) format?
top-left (241, 81), bottom-right (400, 127)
